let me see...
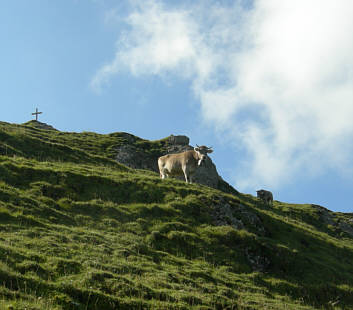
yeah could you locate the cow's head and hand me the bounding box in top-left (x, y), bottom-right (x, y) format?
top-left (194, 145), bottom-right (213, 166)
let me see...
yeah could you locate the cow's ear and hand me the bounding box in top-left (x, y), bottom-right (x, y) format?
top-left (207, 149), bottom-right (213, 153)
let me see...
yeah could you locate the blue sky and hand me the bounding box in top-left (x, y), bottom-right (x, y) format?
top-left (1, 0), bottom-right (352, 212)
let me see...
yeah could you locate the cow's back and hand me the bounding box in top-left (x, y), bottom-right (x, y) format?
top-left (257, 190), bottom-right (273, 204)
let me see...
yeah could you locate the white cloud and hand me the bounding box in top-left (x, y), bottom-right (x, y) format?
top-left (91, 0), bottom-right (200, 93)
top-left (92, 0), bottom-right (353, 190)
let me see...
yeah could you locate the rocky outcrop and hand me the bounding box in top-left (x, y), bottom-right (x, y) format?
top-left (114, 134), bottom-right (238, 195)
top-left (245, 247), bottom-right (271, 272)
top-left (313, 204), bottom-right (353, 238)
top-left (210, 195), bottom-right (269, 271)
top-left (115, 144), bottom-right (158, 171)
top-left (338, 220), bottom-right (353, 237)
top-left (211, 196), bottom-right (266, 236)
top-left (168, 134), bottom-right (189, 146)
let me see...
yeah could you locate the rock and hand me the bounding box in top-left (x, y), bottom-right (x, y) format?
top-left (245, 247), bottom-right (270, 272)
top-left (192, 157), bottom-right (220, 188)
top-left (210, 196), bottom-right (266, 236)
top-left (114, 134), bottom-right (239, 195)
top-left (313, 204), bottom-right (337, 226)
top-left (210, 197), bottom-right (271, 272)
top-left (115, 144), bottom-right (158, 171)
top-left (338, 221), bottom-right (353, 237)
top-left (212, 201), bottom-right (245, 230)
top-left (209, 196), bottom-right (269, 271)
top-left (312, 204), bottom-right (353, 238)
top-left (168, 135), bottom-right (189, 145)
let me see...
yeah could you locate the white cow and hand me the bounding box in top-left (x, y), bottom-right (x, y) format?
top-left (158, 145), bottom-right (213, 183)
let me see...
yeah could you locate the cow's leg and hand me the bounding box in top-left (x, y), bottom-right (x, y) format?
top-left (189, 173), bottom-right (194, 184)
top-left (182, 166), bottom-right (189, 183)
top-left (183, 171), bottom-right (190, 183)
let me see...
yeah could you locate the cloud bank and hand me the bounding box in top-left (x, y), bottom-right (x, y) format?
top-left (92, 0), bottom-right (353, 190)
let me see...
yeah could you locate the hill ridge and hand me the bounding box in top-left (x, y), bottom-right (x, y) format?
top-left (0, 120), bottom-right (352, 309)
top-left (23, 120), bottom-right (58, 131)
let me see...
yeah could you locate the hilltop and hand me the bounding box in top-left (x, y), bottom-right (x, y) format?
top-left (0, 120), bottom-right (352, 310)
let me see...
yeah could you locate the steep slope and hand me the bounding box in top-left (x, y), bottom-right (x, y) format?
top-left (0, 121), bottom-right (352, 310)
top-left (1, 121), bottom-right (237, 195)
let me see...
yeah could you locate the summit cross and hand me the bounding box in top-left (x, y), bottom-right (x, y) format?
top-left (32, 108), bottom-right (42, 121)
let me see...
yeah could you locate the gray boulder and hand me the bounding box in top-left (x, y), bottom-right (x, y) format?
top-left (168, 134), bottom-right (189, 146)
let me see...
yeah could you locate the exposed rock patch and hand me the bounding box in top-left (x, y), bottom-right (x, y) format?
top-left (210, 196), bottom-right (266, 236)
top-left (313, 204), bottom-right (353, 238)
top-left (337, 220), bottom-right (353, 237)
top-left (245, 247), bottom-right (271, 272)
top-left (115, 144), bottom-right (158, 171)
top-left (212, 200), bottom-right (245, 230)
top-left (313, 204), bottom-right (336, 226)
top-left (168, 134), bottom-right (189, 146)
top-left (209, 196), bottom-right (269, 271)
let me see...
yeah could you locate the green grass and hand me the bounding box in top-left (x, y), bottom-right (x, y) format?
top-left (0, 121), bottom-right (169, 163)
top-left (0, 121), bottom-right (352, 309)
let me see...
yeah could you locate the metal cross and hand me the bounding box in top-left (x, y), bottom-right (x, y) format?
top-left (32, 108), bottom-right (42, 121)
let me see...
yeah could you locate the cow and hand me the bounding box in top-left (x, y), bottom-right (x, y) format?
top-left (256, 189), bottom-right (273, 205)
top-left (158, 145), bottom-right (213, 183)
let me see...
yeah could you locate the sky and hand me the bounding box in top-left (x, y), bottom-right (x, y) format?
top-left (1, 0), bottom-right (352, 213)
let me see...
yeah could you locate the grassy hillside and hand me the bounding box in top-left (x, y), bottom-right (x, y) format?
top-left (0, 121), bottom-right (352, 310)
top-left (0, 121), bottom-right (168, 162)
